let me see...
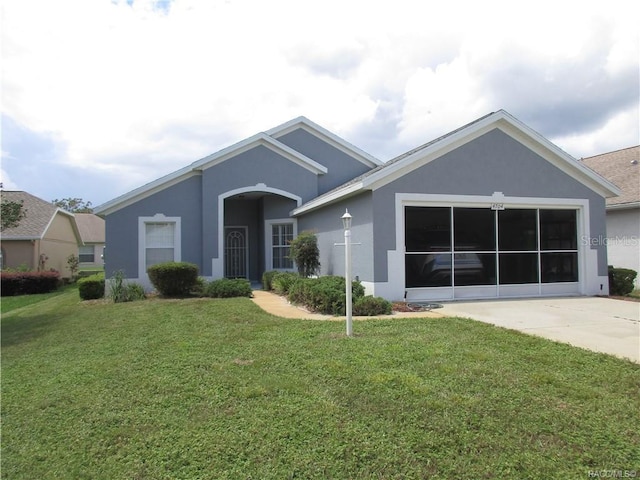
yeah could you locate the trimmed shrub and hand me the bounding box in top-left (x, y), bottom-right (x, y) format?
top-left (0, 271), bottom-right (61, 296)
top-left (353, 295), bottom-right (393, 316)
top-left (147, 262), bottom-right (199, 297)
top-left (286, 275), bottom-right (365, 315)
top-left (608, 266), bottom-right (637, 296)
top-left (272, 272), bottom-right (301, 296)
top-left (78, 273), bottom-right (105, 300)
top-left (203, 278), bottom-right (252, 298)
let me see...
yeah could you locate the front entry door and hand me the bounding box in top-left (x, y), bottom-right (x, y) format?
top-left (224, 226), bottom-right (248, 278)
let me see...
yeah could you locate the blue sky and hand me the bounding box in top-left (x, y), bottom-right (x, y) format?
top-left (1, 0), bottom-right (638, 207)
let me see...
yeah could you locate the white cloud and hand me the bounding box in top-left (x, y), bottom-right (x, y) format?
top-left (1, 0), bottom-right (638, 204)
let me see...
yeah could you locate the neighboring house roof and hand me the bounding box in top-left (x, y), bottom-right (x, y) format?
top-left (581, 145), bottom-right (640, 210)
top-left (292, 110), bottom-right (622, 216)
top-left (75, 213), bottom-right (105, 244)
top-left (0, 191), bottom-right (82, 241)
top-left (95, 116), bottom-right (380, 215)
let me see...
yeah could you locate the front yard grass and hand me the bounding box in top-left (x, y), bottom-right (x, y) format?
top-left (2, 288), bottom-right (639, 479)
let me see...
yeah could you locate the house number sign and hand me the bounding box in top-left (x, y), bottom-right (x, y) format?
top-left (491, 203), bottom-right (505, 210)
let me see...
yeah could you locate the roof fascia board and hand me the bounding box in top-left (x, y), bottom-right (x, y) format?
top-left (363, 110), bottom-right (621, 198)
top-left (193, 133), bottom-right (328, 175)
top-left (496, 118), bottom-right (621, 199)
top-left (95, 169), bottom-right (201, 215)
top-left (267, 116), bottom-right (383, 168)
top-left (607, 202), bottom-right (640, 210)
top-left (291, 182), bottom-right (364, 216)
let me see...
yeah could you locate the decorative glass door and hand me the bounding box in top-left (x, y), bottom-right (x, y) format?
top-left (225, 227), bottom-right (248, 278)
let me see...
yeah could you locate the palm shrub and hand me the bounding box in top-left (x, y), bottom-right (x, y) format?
top-left (147, 262), bottom-right (199, 297)
top-left (288, 231), bottom-right (320, 277)
top-left (108, 270), bottom-right (146, 303)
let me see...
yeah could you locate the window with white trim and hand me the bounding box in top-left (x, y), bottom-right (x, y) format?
top-left (139, 215), bottom-right (181, 277)
top-left (271, 223), bottom-right (294, 269)
top-left (78, 245), bottom-right (95, 263)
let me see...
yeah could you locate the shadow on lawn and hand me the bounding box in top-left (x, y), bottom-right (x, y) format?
top-left (1, 313), bottom-right (63, 348)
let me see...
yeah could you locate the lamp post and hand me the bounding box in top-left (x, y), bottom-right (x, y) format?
top-left (342, 209), bottom-right (353, 337)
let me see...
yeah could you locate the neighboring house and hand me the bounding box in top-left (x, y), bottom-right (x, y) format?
top-left (0, 191), bottom-right (82, 278)
top-left (95, 110), bottom-right (620, 301)
top-left (582, 146), bottom-right (640, 288)
top-left (74, 213), bottom-right (106, 269)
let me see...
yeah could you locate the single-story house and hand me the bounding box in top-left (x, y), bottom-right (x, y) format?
top-left (582, 146), bottom-right (640, 288)
top-left (0, 191), bottom-right (82, 278)
top-left (74, 213), bottom-right (106, 269)
top-left (95, 110), bottom-right (620, 301)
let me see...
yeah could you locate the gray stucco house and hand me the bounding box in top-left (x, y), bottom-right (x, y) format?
top-left (95, 110), bottom-right (620, 301)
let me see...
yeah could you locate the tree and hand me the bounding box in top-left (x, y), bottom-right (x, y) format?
top-left (288, 231), bottom-right (320, 277)
top-left (1, 198), bottom-right (26, 231)
top-left (52, 198), bottom-right (93, 213)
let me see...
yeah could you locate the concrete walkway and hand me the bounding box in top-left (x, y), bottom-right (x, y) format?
top-left (251, 290), bottom-right (639, 363)
top-left (439, 297), bottom-right (640, 363)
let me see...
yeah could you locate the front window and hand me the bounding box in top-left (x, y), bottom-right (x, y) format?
top-left (145, 222), bottom-right (176, 269)
top-left (78, 245), bottom-right (95, 263)
top-left (139, 215), bottom-right (181, 277)
top-left (272, 223), bottom-right (294, 269)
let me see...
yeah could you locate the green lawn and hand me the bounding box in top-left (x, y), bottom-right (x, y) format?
top-left (2, 288), bottom-right (639, 479)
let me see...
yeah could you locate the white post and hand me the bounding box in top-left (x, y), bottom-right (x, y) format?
top-left (342, 209), bottom-right (353, 337)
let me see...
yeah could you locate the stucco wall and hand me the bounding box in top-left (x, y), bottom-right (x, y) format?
top-left (298, 192), bottom-right (374, 282)
top-left (105, 175), bottom-right (202, 279)
top-left (276, 129), bottom-right (374, 194)
top-left (1, 241), bottom-right (35, 270)
top-left (605, 208), bottom-right (640, 287)
top-left (372, 129), bottom-right (609, 283)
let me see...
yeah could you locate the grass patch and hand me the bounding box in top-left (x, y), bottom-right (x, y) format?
top-left (1, 284), bottom-right (76, 314)
top-left (2, 288), bottom-right (639, 479)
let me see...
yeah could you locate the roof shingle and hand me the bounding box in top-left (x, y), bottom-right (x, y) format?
top-left (581, 146), bottom-right (640, 207)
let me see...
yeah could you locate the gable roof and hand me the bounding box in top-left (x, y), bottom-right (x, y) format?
top-left (581, 145), bottom-right (639, 209)
top-left (75, 213), bottom-right (105, 243)
top-left (266, 116), bottom-right (383, 169)
top-left (95, 117), bottom-right (375, 215)
top-left (292, 110), bottom-right (622, 216)
top-left (0, 191), bottom-right (81, 241)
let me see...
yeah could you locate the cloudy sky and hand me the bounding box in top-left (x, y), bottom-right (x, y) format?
top-left (1, 0), bottom-right (638, 208)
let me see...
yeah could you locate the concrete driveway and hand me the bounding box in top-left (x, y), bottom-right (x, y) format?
top-left (438, 297), bottom-right (640, 363)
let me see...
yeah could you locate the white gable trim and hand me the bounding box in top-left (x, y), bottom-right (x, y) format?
top-left (292, 110), bottom-right (621, 216)
top-left (267, 116), bottom-right (383, 168)
top-left (192, 133), bottom-right (328, 175)
top-left (96, 133), bottom-right (326, 216)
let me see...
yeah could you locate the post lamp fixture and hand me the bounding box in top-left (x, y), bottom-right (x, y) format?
top-left (342, 209), bottom-right (353, 337)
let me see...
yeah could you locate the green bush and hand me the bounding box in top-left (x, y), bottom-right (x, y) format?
top-left (353, 295), bottom-right (393, 316)
top-left (286, 275), bottom-right (365, 315)
top-left (261, 270), bottom-right (279, 291)
top-left (289, 231), bottom-right (320, 277)
top-left (203, 278), bottom-right (252, 298)
top-left (608, 266), bottom-right (637, 296)
top-left (147, 262), bottom-right (199, 297)
top-left (108, 271), bottom-right (146, 303)
top-left (78, 273), bottom-right (105, 300)
top-left (0, 271), bottom-right (61, 296)
top-left (272, 272), bottom-right (301, 295)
